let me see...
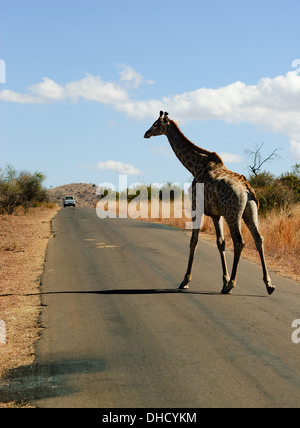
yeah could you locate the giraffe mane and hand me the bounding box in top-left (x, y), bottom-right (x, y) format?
top-left (170, 120), bottom-right (224, 165)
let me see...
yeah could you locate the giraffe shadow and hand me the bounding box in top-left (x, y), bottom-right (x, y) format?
top-left (17, 288), bottom-right (265, 298)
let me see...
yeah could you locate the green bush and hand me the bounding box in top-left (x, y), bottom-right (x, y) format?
top-left (279, 164), bottom-right (300, 200)
top-left (248, 165), bottom-right (300, 214)
top-left (0, 164), bottom-right (48, 214)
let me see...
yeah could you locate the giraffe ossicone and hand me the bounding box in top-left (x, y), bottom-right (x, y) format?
top-left (144, 112), bottom-right (275, 296)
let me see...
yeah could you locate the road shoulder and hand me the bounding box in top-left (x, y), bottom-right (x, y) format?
top-left (0, 207), bottom-right (59, 407)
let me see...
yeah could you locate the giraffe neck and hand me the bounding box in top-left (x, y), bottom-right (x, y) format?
top-left (165, 121), bottom-right (218, 176)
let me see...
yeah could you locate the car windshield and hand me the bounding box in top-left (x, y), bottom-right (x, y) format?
top-left (65, 196), bottom-right (74, 200)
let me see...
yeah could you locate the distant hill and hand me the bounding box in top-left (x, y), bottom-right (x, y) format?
top-left (47, 183), bottom-right (98, 207)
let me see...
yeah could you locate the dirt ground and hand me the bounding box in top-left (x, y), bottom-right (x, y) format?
top-left (0, 206), bottom-right (59, 407)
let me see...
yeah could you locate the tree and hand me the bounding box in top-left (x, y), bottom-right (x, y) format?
top-left (0, 164), bottom-right (48, 214)
top-left (245, 143), bottom-right (281, 176)
top-left (18, 171), bottom-right (47, 207)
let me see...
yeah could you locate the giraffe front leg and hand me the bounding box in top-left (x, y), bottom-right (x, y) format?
top-left (179, 227), bottom-right (200, 290)
top-left (179, 274), bottom-right (191, 289)
top-left (212, 216), bottom-right (230, 291)
top-left (221, 281), bottom-right (235, 294)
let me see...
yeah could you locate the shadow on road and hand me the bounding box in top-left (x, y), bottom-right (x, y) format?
top-left (36, 288), bottom-right (222, 295)
top-left (1, 288), bottom-right (266, 298)
top-left (0, 359), bottom-right (106, 405)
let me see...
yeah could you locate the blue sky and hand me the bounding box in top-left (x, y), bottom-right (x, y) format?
top-left (1, 0), bottom-right (300, 189)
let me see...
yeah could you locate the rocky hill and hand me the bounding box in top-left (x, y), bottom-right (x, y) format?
top-left (47, 183), bottom-right (99, 207)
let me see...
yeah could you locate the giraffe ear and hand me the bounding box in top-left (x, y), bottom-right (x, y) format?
top-left (159, 111), bottom-right (164, 117)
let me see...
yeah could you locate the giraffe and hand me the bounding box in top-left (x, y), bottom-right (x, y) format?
top-left (144, 111), bottom-right (275, 295)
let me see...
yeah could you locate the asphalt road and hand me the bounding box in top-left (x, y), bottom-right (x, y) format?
top-left (30, 207), bottom-right (300, 407)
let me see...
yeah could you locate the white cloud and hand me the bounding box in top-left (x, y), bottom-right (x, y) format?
top-left (0, 68), bottom-right (132, 105)
top-left (117, 63), bottom-right (154, 88)
top-left (30, 77), bottom-right (66, 100)
top-left (1, 66), bottom-right (300, 160)
top-left (220, 153), bottom-right (242, 163)
top-left (118, 64), bottom-right (143, 89)
top-left (158, 72), bottom-right (300, 127)
top-left (65, 74), bottom-right (128, 104)
top-left (0, 89), bottom-right (40, 103)
top-left (95, 160), bottom-right (142, 175)
top-left (290, 140), bottom-right (300, 159)
top-left (112, 72), bottom-right (300, 161)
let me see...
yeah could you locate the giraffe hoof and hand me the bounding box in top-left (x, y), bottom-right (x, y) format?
top-left (267, 285), bottom-right (275, 295)
top-left (221, 285), bottom-right (232, 294)
top-left (178, 279), bottom-right (189, 290)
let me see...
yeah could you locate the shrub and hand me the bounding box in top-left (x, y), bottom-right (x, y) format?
top-left (248, 167), bottom-right (300, 215)
top-left (279, 164), bottom-right (300, 200)
top-left (0, 164), bottom-right (48, 214)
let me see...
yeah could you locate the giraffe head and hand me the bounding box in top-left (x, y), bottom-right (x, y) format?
top-left (144, 111), bottom-right (170, 139)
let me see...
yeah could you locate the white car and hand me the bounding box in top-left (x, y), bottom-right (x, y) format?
top-left (63, 196), bottom-right (76, 208)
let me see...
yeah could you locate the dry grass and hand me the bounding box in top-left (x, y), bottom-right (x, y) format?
top-left (0, 206), bottom-right (59, 407)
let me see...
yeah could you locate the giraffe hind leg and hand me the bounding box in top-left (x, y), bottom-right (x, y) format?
top-left (243, 200), bottom-right (275, 295)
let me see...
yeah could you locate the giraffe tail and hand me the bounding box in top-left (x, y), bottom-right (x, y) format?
top-left (246, 183), bottom-right (259, 208)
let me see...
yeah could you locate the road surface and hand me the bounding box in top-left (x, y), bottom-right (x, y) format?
top-left (16, 208), bottom-right (300, 407)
